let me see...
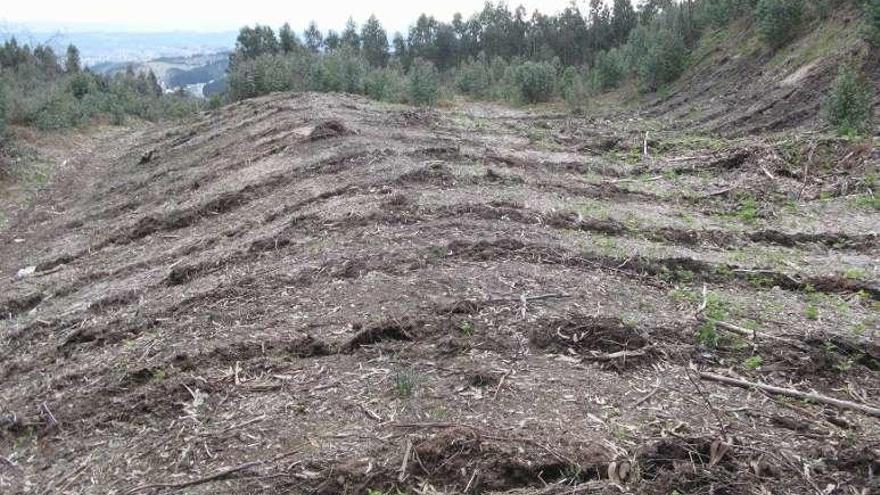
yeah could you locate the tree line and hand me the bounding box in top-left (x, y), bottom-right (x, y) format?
top-left (225, 0), bottom-right (875, 135)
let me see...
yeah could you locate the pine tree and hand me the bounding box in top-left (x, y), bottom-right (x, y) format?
top-left (341, 18), bottom-right (361, 51)
top-left (66, 44), bottom-right (81, 73)
top-left (234, 25), bottom-right (279, 59)
top-left (361, 15), bottom-right (389, 67)
top-left (34, 45), bottom-right (59, 73)
top-left (279, 23), bottom-right (300, 54)
top-left (305, 22), bottom-right (324, 53)
top-left (0, 79), bottom-right (7, 137)
top-left (611, 0), bottom-right (638, 46)
top-left (755, 0), bottom-right (803, 49)
top-left (392, 32), bottom-right (409, 69)
top-left (325, 30), bottom-right (341, 52)
top-left (408, 58), bottom-right (438, 106)
top-left (824, 65), bottom-right (874, 136)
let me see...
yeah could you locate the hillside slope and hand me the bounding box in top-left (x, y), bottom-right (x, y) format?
top-left (644, 7), bottom-right (878, 136)
top-left (1, 91), bottom-right (878, 494)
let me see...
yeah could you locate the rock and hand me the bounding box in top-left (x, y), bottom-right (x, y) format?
top-left (14, 266), bottom-right (36, 280)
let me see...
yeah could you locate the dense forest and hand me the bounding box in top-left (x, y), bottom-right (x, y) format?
top-left (226, 0), bottom-right (877, 134)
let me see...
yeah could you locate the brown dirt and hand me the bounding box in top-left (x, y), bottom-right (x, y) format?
top-left (0, 92), bottom-right (878, 495)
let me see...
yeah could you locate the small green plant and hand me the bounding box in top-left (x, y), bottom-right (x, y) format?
top-left (748, 273), bottom-right (775, 288)
top-left (151, 369), bottom-right (167, 381)
top-left (843, 267), bottom-right (867, 280)
top-left (560, 464), bottom-right (584, 485)
top-left (714, 264), bottom-right (734, 280)
top-left (823, 65), bottom-right (874, 137)
top-left (736, 197), bottom-right (760, 224)
top-left (854, 193), bottom-right (880, 210)
top-left (429, 245), bottom-right (449, 259)
top-left (458, 321), bottom-right (475, 336)
top-left (394, 368), bottom-right (418, 397)
top-left (744, 355), bottom-right (764, 370)
top-left (703, 292), bottom-right (729, 321)
top-left (805, 305), bottom-right (820, 320)
top-left (697, 321), bottom-right (720, 347)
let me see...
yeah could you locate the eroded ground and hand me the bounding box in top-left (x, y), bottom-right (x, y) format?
top-left (1, 93), bottom-right (879, 494)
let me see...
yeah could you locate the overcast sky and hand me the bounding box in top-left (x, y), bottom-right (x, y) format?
top-left (1, 0), bottom-right (592, 34)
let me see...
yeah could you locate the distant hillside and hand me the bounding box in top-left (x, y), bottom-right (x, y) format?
top-left (90, 52), bottom-right (230, 97)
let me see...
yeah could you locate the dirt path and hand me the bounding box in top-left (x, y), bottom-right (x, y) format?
top-left (1, 93), bottom-right (878, 494)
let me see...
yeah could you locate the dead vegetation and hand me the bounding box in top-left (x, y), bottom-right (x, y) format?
top-left (0, 93), bottom-right (878, 495)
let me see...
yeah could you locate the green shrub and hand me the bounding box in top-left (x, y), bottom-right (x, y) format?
top-left (364, 66), bottom-right (405, 102)
top-left (208, 94), bottom-right (224, 110)
top-left (865, 0), bottom-right (880, 44)
top-left (592, 48), bottom-right (624, 90)
top-left (455, 58), bottom-right (491, 97)
top-left (30, 90), bottom-right (80, 130)
top-left (823, 65), bottom-right (874, 136)
top-left (560, 66), bottom-right (590, 111)
top-left (637, 28), bottom-right (688, 91)
top-left (755, 0), bottom-right (804, 49)
top-left (508, 61), bottom-right (556, 103)
top-left (68, 73), bottom-right (99, 99)
top-left (700, 0), bottom-right (756, 28)
top-left (408, 58), bottom-right (439, 106)
top-left (317, 48), bottom-right (367, 94)
top-left (0, 80), bottom-right (7, 136)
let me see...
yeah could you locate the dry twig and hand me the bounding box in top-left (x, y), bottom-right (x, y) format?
top-left (699, 372), bottom-right (880, 418)
top-left (123, 461), bottom-right (261, 494)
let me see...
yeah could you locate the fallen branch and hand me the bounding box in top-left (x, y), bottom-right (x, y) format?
top-left (604, 175), bottom-right (663, 184)
top-left (398, 439), bottom-right (412, 482)
top-left (631, 387), bottom-right (660, 407)
top-left (123, 461), bottom-right (261, 494)
top-left (485, 293), bottom-right (572, 304)
top-left (703, 186), bottom-right (735, 198)
top-left (699, 372), bottom-right (880, 418)
top-left (492, 369), bottom-right (513, 401)
top-left (583, 348), bottom-right (649, 362)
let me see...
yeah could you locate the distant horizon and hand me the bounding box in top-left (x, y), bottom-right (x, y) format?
top-left (0, 0), bottom-right (586, 37)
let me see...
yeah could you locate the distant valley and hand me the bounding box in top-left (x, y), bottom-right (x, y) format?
top-left (90, 52), bottom-right (230, 98)
top-left (0, 29), bottom-right (235, 97)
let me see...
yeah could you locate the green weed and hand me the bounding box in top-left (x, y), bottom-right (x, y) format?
top-left (394, 368), bottom-right (418, 398)
top-left (744, 355), bottom-right (764, 370)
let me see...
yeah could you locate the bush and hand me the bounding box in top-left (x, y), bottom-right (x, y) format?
top-left (561, 66), bottom-right (590, 111)
top-left (30, 89), bottom-right (81, 130)
top-left (755, 0), bottom-right (804, 49)
top-left (592, 48), bottom-right (624, 90)
top-left (317, 48), bottom-right (367, 94)
top-left (699, 0), bottom-right (756, 28)
top-left (866, 0), bottom-right (880, 44)
top-left (454, 58), bottom-right (491, 97)
top-left (508, 61), bottom-right (556, 103)
top-left (637, 28), bottom-right (688, 91)
top-left (0, 80), bottom-right (7, 136)
top-left (823, 65), bottom-right (874, 136)
top-left (408, 58), bottom-right (439, 106)
top-left (364, 65), bottom-right (406, 102)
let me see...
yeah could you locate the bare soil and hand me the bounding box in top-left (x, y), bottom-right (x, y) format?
top-left (1, 93), bottom-right (878, 494)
